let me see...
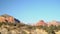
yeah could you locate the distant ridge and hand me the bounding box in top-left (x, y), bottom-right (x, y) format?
top-left (33, 20), bottom-right (60, 26)
top-left (48, 20), bottom-right (60, 26)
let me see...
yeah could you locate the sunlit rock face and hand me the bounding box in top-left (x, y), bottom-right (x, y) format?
top-left (5, 17), bottom-right (15, 23)
top-left (35, 20), bottom-right (47, 26)
top-left (0, 17), bottom-right (6, 22)
top-left (48, 20), bottom-right (60, 26)
top-left (0, 16), bottom-right (15, 23)
top-left (0, 14), bottom-right (20, 23)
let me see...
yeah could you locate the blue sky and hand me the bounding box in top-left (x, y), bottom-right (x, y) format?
top-left (0, 0), bottom-right (60, 24)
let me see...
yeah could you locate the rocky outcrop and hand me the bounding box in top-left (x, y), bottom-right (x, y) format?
top-left (0, 17), bottom-right (6, 22)
top-left (35, 20), bottom-right (47, 26)
top-left (0, 14), bottom-right (20, 23)
top-left (48, 20), bottom-right (60, 26)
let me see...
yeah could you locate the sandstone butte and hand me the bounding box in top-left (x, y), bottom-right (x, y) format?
top-left (0, 14), bottom-right (20, 23)
top-left (35, 20), bottom-right (47, 26)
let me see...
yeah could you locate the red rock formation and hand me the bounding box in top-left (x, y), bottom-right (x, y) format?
top-left (48, 20), bottom-right (60, 26)
top-left (0, 16), bottom-right (15, 23)
top-left (0, 17), bottom-right (6, 22)
top-left (0, 14), bottom-right (20, 23)
top-left (5, 17), bottom-right (15, 23)
top-left (35, 20), bottom-right (47, 26)
top-left (33, 20), bottom-right (60, 26)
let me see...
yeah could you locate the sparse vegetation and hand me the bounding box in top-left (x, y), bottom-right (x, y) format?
top-left (0, 22), bottom-right (60, 34)
top-left (0, 14), bottom-right (60, 34)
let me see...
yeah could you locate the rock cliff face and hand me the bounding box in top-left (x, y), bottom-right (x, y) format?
top-left (35, 20), bottom-right (47, 26)
top-left (0, 14), bottom-right (20, 23)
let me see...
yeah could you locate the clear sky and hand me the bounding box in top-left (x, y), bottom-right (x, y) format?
top-left (0, 0), bottom-right (60, 24)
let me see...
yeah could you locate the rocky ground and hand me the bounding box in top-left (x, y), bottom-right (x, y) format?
top-left (0, 22), bottom-right (48, 34)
